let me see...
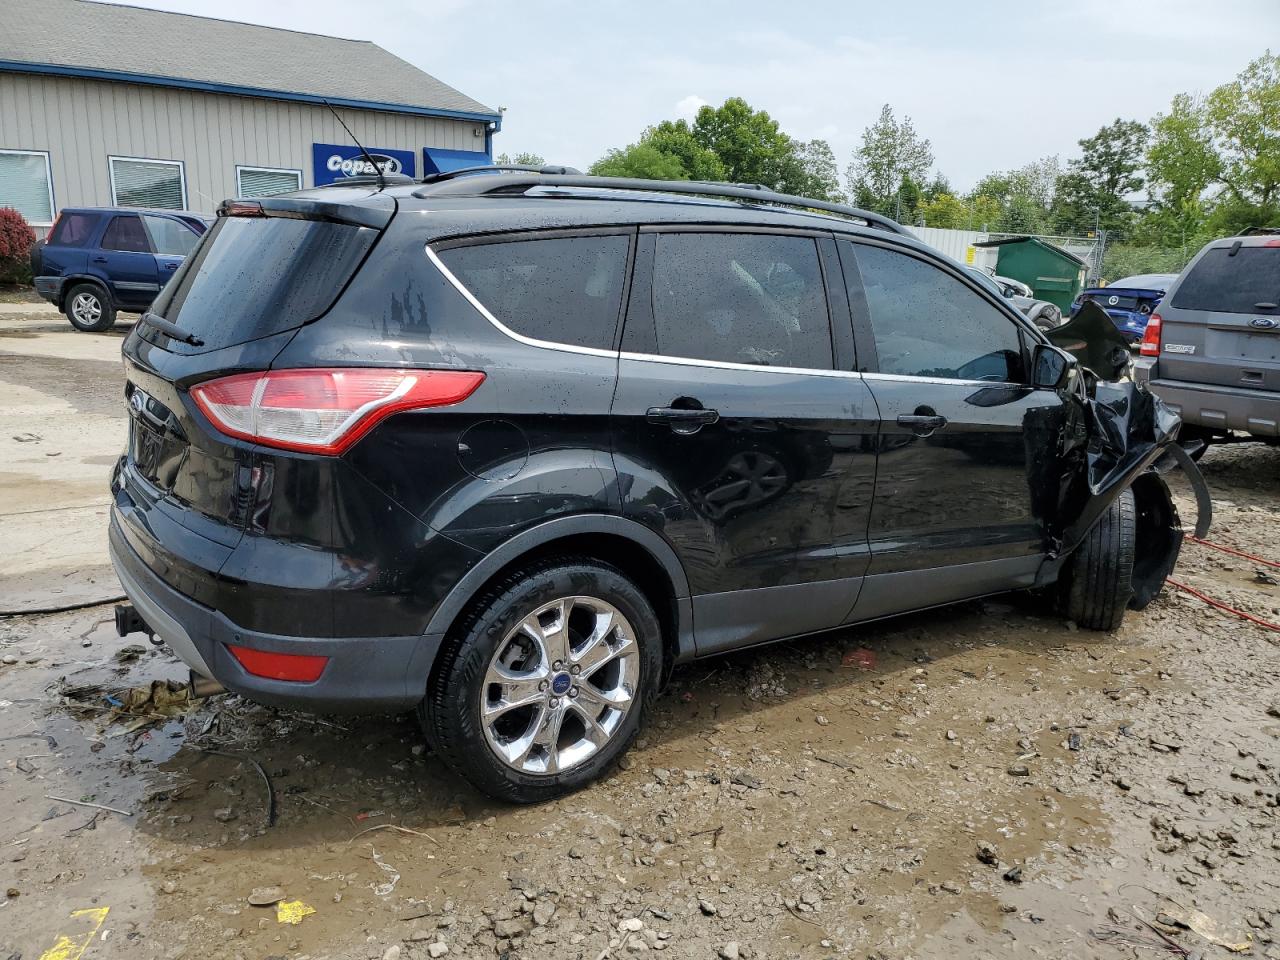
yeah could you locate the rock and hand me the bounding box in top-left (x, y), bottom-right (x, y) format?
top-left (213, 807), bottom-right (237, 823)
top-left (815, 714), bottom-right (830, 726)
top-left (619, 918), bottom-right (644, 933)
top-left (718, 943), bottom-right (740, 960)
top-left (492, 918), bottom-right (528, 939)
top-left (113, 644), bottom-right (147, 662)
top-left (1182, 778), bottom-right (1207, 796)
top-left (532, 901), bottom-right (555, 926)
top-left (1266, 704), bottom-right (1280, 719)
top-left (1007, 764), bottom-right (1030, 777)
top-left (247, 886), bottom-right (285, 906)
top-left (698, 898), bottom-right (718, 916)
top-left (1, 654), bottom-right (17, 665)
top-left (945, 730), bottom-right (957, 741)
top-left (976, 842), bottom-right (999, 865)
top-left (730, 771), bottom-right (761, 790)
top-left (161, 880), bottom-right (177, 895)
top-left (939, 881), bottom-right (962, 894)
top-left (652, 768), bottom-right (671, 784)
top-left (426, 944), bottom-right (448, 958)
top-left (383, 946), bottom-right (401, 960)
top-left (1003, 866), bottom-right (1023, 884)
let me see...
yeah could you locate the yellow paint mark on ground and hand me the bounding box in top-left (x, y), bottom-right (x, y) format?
top-left (276, 899), bottom-right (315, 925)
top-left (38, 907), bottom-right (110, 960)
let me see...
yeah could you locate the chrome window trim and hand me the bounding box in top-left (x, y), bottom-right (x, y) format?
top-left (428, 244), bottom-right (1005, 386)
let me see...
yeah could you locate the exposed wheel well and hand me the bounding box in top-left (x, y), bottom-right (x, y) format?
top-left (61, 277), bottom-right (110, 310)
top-left (432, 531), bottom-right (682, 688)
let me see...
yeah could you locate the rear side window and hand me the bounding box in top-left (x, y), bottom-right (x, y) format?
top-left (149, 215), bottom-right (377, 351)
top-left (142, 215), bottom-right (199, 256)
top-left (854, 244), bottom-right (1025, 382)
top-left (437, 235), bottom-right (630, 351)
top-left (102, 215), bottom-right (151, 253)
top-left (49, 212), bottom-right (97, 247)
top-left (1171, 247), bottom-right (1280, 314)
top-left (648, 232), bottom-right (832, 369)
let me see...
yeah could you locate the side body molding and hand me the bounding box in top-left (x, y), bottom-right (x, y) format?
top-left (420, 512), bottom-right (696, 660)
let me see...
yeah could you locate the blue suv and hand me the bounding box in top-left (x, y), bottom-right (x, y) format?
top-left (32, 207), bottom-right (209, 331)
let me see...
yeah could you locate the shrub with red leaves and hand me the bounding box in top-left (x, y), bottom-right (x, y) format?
top-left (0, 207), bottom-right (37, 283)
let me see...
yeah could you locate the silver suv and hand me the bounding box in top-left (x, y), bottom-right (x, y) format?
top-left (1135, 230), bottom-right (1280, 454)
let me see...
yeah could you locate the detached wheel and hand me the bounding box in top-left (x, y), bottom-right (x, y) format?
top-left (64, 283), bottom-right (116, 332)
top-left (422, 559), bottom-right (660, 803)
top-left (1059, 489), bottom-right (1136, 631)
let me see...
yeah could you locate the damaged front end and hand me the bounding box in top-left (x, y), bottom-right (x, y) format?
top-left (1038, 302), bottom-right (1212, 609)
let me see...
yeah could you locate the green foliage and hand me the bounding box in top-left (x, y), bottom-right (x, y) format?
top-left (917, 192), bottom-right (970, 229)
top-left (967, 157), bottom-right (1061, 234)
top-left (1052, 119), bottom-right (1148, 239)
top-left (589, 142), bottom-right (692, 180)
top-left (690, 98), bottom-right (805, 191)
top-left (1145, 51), bottom-right (1280, 241)
top-left (0, 207), bottom-right (35, 285)
top-left (647, 120), bottom-right (726, 181)
top-left (845, 104), bottom-right (934, 215)
top-left (495, 151), bottom-right (547, 166)
top-left (1100, 243), bottom-right (1194, 283)
top-left (792, 139), bottom-right (845, 202)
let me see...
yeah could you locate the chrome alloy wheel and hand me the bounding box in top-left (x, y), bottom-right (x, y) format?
top-left (71, 292), bottom-right (102, 325)
top-left (481, 596), bottom-right (639, 775)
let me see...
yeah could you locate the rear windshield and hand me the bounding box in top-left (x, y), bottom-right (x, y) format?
top-left (1171, 246), bottom-right (1280, 314)
top-left (149, 215), bottom-right (377, 350)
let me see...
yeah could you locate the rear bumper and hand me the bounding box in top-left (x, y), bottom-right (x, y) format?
top-left (1139, 376), bottom-right (1280, 438)
top-left (108, 512), bottom-right (440, 713)
top-left (33, 276), bottom-right (63, 305)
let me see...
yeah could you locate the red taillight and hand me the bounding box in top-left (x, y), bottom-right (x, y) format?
top-left (1140, 313), bottom-right (1163, 357)
top-left (190, 368), bottom-right (485, 455)
top-left (227, 644), bottom-right (329, 682)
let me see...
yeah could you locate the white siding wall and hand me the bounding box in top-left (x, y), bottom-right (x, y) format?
top-left (0, 72), bottom-right (488, 232)
top-left (902, 226), bottom-right (999, 272)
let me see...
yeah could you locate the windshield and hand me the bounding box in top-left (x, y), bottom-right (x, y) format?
top-left (1171, 247), bottom-right (1280, 314)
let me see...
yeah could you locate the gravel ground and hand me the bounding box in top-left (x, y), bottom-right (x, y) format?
top-left (1, 443), bottom-right (1278, 960)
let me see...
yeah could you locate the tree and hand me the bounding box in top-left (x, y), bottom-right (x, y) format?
top-left (689, 98), bottom-right (807, 192)
top-left (845, 104), bottom-right (934, 216)
top-left (917, 191), bottom-right (969, 229)
top-left (646, 120), bottom-right (726, 181)
top-left (792, 139), bottom-right (845, 202)
top-left (589, 142), bottom-right (692, 180)
top-left (1051, 119), bottom-right (1148, 239)
top-left (969, 156), bottom-right (1060, 234)
top-left (1145, 51), bottom-right (1280, 241)
top-left (495, 151), bottom-right (546, 166)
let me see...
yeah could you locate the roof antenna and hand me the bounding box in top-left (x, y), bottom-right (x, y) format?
top-left (321, 98), bottom-right (385, 189)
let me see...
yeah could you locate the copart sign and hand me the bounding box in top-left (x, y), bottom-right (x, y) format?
top-left (312, 143), bottom-right (416, 185)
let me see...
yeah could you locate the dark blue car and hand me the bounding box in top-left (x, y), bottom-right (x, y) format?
top-left (1070, 273), bottom-right (1179, 342)
top-left (31, 207), bottom-right (209, 331)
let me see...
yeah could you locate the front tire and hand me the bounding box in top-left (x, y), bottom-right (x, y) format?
top-left (1059, 489), bottom-right (1136, 631)
top-left (422, 558), bottom-right (660, 803)
top-left (64, 283), bottom-right (116, 332)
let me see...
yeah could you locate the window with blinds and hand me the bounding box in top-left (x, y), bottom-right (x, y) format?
top-left (237, 167), bottom-right (302, 198)
top-left (110, 157), bottom-right (185, 209)
top-left (0, 149), bottom-right (54, 225)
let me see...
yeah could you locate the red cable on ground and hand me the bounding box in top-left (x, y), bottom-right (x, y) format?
top-left (1165, 577), bottom-right (1280, 633)
top-left (1186, 535), bottom-right (1280, 569)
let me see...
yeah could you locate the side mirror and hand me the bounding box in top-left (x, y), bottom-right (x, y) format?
top-left (1032, 343), bottom-right (1074, 390)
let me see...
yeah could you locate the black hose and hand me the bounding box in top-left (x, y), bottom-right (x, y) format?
top-left (0, 595), bottom-right (126, 618)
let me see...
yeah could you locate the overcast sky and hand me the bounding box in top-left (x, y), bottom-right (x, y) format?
top-left (116, 0), bottom-right (1275, 191)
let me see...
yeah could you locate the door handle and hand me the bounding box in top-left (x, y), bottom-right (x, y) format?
top-left (163, 261), bottom-right (178, 270)
top-left (896, 414), bottom-right (948, 436)
top-left (646, 406), bottom-right (720, 436)
top-left (92, 256), bottom-right (108, 263)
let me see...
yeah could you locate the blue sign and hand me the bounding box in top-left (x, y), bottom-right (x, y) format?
top-left (312, 143), bottom-right (416, 185)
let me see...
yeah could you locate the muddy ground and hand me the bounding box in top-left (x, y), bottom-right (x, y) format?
top-left (1, 311), bottom-right (1278, 959)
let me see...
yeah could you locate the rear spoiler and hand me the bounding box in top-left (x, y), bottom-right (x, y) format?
top-left (216, 194), bottom-right (394, 230)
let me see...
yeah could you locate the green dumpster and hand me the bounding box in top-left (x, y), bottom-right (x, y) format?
top-left (973, 236), bottom-right (1087, 313)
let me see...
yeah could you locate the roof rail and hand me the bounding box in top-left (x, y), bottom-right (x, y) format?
top-left (421, 163), bottom-right (583, 184)
top-left (412, 172), bottom-right (907, 234)
top-left (1240, 226), bottom-right (1280, 236)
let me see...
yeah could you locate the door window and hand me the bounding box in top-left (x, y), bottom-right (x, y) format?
top-left (101, 215), bottom-right (151, 253)
top-left (436, 234), bottom-right (630, 350)
top-left (854, 244), bottom-right (1025, 382)
top-left (647, 233), bottom-right (832, 369)
top-left (48, 212), bottom-right (97, 247)
top-left (142, 215), bottom-right (200, 256)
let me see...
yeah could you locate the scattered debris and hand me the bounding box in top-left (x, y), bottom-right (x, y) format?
top-left (276, 900), bottom-right (315, 925)
top-left (43, 795), bottom-right (131, 817)
top-left (248, 886), bottom-right (286, 906)
top-left (370, 847), bottom-right (401, 898)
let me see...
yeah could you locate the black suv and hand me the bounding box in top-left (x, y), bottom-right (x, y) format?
top-left (110, 170), bottom-right (1204, 802)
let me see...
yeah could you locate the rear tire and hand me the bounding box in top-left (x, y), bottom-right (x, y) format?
top-left (1059, 488), bottom-right (1136, 631)
top-left (64, 283), bottom-right (116, 332)
top-left (422, 557), bottom-right (660, 803)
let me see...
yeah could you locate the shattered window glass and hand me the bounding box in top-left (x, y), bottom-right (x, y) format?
top-left (856, 245), bottom-right (1025, 382)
